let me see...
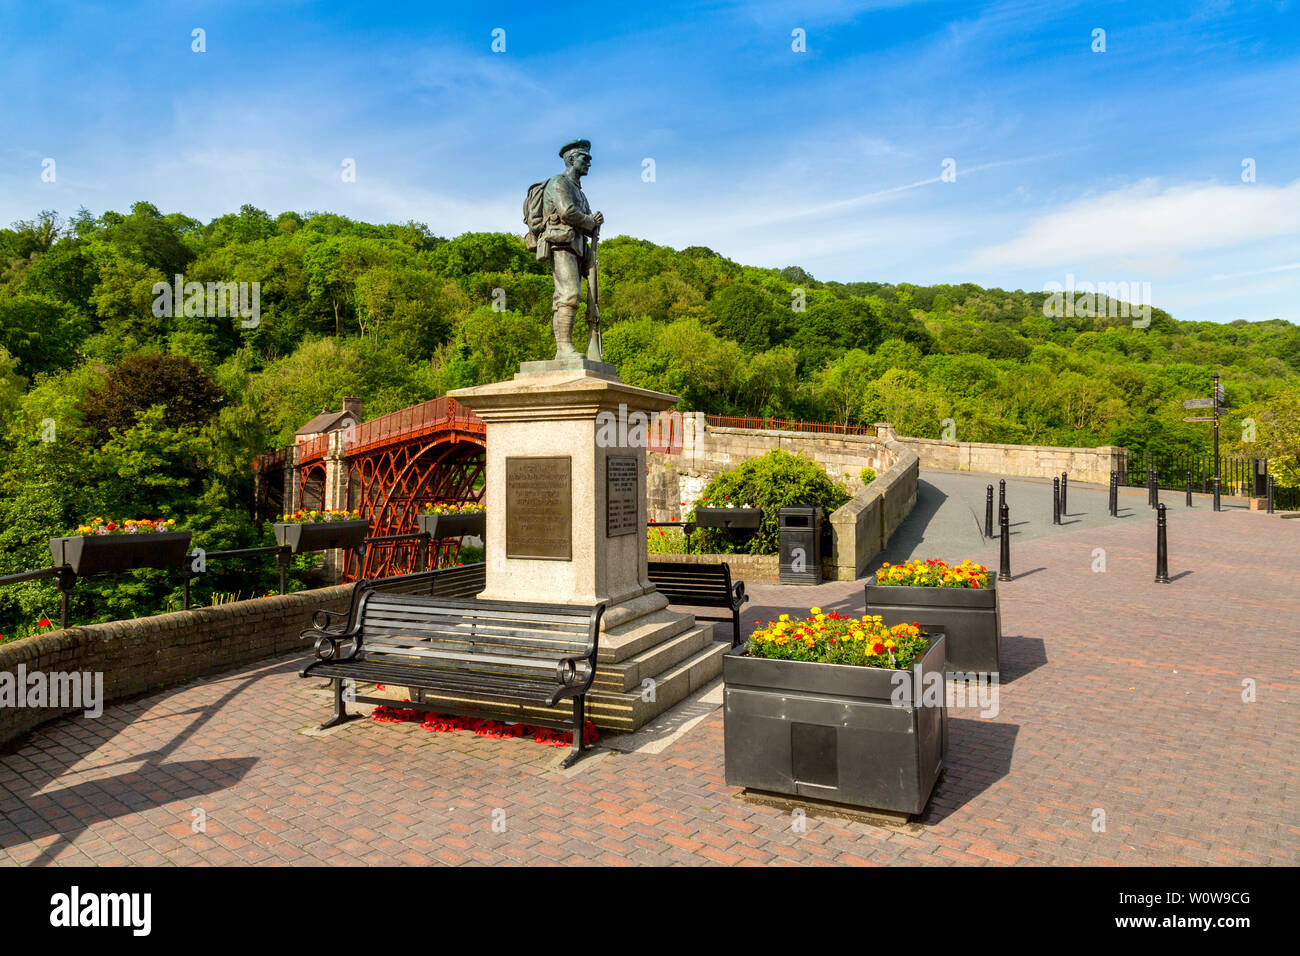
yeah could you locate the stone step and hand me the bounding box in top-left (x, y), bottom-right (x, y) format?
top-left (596, 607), bottom-right (698, 664)
top-left (605, 639), bottom-right (728, 728)
top-left (592, 623), bottom-right (714, 693)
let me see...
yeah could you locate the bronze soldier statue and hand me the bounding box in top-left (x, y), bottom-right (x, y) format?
top-left (524, 139), bottom-right (604, 359)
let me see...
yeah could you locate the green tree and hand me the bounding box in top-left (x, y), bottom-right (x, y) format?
top-left (0, 293), bottom-right (83, 375)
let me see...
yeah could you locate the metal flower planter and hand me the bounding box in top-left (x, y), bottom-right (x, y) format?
top-left (416, 512), bottom-right (486, 539)
top-left (864, 577), bottom-right (1001, 674)
top-left (274, 519), bottom-right (370, 554)
top-left (723, 634), bottom-right (947, 815)
top-left (693, 507), bottom-right (762, 530)
top-left (49, 531), bottom-right (193, 575)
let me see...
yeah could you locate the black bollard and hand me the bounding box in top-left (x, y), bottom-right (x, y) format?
top-left (1146, 469), bottom-right (1153, 507)
top-left (998, 502), bottom-right (1011, 581)
top-left (1155, 504), bottom-right (1170, 583)
top-left (1267, 474), bottom-right (1275, 515)
top-left (1052, 477), bottom-right (1061, 525)
top-left (1109, 471), bottom-right (1118, 517)
top-left (1213, 477), bottom-right (1221, 512)
top-left (1185, 469), bottom-right (1192, 507)
top-left (1060, 472), bottom-right (1068, 516)
top-left (998, 478), bottom-right (1006, 513)
top-left (984, 484), bottom-right (994, 538)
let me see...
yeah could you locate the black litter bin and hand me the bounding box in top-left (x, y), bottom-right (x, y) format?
top-left (1253, 458), bottom-right (1269, 498)
top-left (779, 506), bottom-right (823, 585)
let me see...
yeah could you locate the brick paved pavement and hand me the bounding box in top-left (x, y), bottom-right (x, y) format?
top-left (1, 479), bottom-right (1296, 866)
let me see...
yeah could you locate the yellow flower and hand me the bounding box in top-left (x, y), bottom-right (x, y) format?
top-left (810, 607), bottom-right (822, 615)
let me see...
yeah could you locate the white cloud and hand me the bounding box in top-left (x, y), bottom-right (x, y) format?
top-left (964, 178), bottom-right (1300, 271)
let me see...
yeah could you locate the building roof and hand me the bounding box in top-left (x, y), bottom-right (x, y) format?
top-left (295, 410), bottom-right (357, 437)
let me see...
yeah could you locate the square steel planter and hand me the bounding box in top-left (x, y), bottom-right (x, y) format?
top-left (864, 579), bottom-right (1000, 674)
top-left (49, 531), bottom-right (193, 575)
top-left (416, 511), bottom-right (486, 539)
top-left (274, 519), bottom-right (369, 554)
top-left (723, 635), bottom-right (947, 815)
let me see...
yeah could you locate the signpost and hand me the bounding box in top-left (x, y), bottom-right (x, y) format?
top-left (1180, 372), bottom-right (1223, 511)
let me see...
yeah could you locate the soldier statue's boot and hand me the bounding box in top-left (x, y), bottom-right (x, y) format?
top-left (553, 306), bottom-right (580, 358)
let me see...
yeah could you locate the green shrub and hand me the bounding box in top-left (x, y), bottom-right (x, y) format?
top-left (689, 450), bottom-right (850, 555)
top-left (647, 526), bottom-right (688, 554)
top-left (860, 466), bottom-right (876, 485)
top-left (452, 544), bottom-right (485, 565)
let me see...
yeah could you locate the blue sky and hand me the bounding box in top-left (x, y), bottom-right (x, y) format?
top-left (2, 0), bottom-right (1298, 323)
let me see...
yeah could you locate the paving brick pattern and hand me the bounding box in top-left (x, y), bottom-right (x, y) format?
top-left (1, 483), bottom-right (1296, 866)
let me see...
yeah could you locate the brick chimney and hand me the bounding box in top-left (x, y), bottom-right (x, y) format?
top-left (342, 397), bottom-right (363, 420)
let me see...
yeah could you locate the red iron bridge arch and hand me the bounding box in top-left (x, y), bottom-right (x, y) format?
top-left (254, 399), bottom-right (688, 582)
top-left (255, 397), bottom-right (486, 581)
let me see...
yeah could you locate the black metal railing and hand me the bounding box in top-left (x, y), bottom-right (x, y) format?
top-left (1122, 451), bottom-right (1267, 497)
top-left (0, 531), bottom-right (480, 634)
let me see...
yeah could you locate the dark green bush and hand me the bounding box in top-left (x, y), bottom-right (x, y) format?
top-left (688, 450), bottom-right (850, 555)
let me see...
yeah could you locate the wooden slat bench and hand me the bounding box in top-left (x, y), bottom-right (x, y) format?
top-left (647, 561), bottom-right (749, 647)
top-left (303, 562), bottom-right (487, 644)
top-left (300, 593), bottom-right (604, 767)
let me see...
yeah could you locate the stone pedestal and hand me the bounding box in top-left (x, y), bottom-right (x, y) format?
top-left (446, 367), bottom-right (728, 731)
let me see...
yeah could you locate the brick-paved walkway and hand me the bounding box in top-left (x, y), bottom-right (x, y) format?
top-left (1, 484), bottom-right (1297, 865)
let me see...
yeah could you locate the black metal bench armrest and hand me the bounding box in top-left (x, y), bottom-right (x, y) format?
top-left (308, 621), bottom-right (364, 663)
top-left (553, 653), bottom-right (594, 688)
top-left (732, 581), bottom-right (749, 609)
top-left (310, 608), bottom-right (344, 632)
top-left (546, 603), bottom-right (604, 705)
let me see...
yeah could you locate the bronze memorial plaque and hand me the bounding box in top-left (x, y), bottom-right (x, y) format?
top-left (506, 456), bottom-right (572, 560)
top-left (606, 455), bottom-right (639, 537)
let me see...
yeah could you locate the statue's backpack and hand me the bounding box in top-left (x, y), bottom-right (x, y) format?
top-left (522, 179), bottom-right (549, 250)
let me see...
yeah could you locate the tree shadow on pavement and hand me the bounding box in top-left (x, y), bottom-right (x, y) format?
top-left (873, 479), bottom-right (956, 565)
top-left (0, 665), bottom-right (273, 866)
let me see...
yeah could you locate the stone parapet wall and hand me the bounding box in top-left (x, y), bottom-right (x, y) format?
top-left (648, 414), bottom-right (897, 522)
top-left (827, 440), bottom-right (920, 581)
top-left (881, 425), bottom-right (1126, 485)
top-left (647, 418), bottom-right (918, 581)
top-left (0, 586), bottom-right (351, 749)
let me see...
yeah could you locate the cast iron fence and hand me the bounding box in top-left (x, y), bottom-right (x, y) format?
top-left (0, 532), bottom-right (477, 634)
top-left (1122, 451), bottom-right (1267, 498)
top-left (704, 415), bottom-right (876, 437)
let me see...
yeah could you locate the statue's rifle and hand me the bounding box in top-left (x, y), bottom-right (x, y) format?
top-left (586, 226), bottom-right (603, 362)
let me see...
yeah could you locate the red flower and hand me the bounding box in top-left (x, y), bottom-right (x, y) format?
top-left (871, 642), bottom-right (885, 654)
top-left (37, 617), bottom-right (53, 628)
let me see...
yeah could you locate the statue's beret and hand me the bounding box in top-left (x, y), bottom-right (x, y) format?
top-left (559, 139), bottom-right (592, 158)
